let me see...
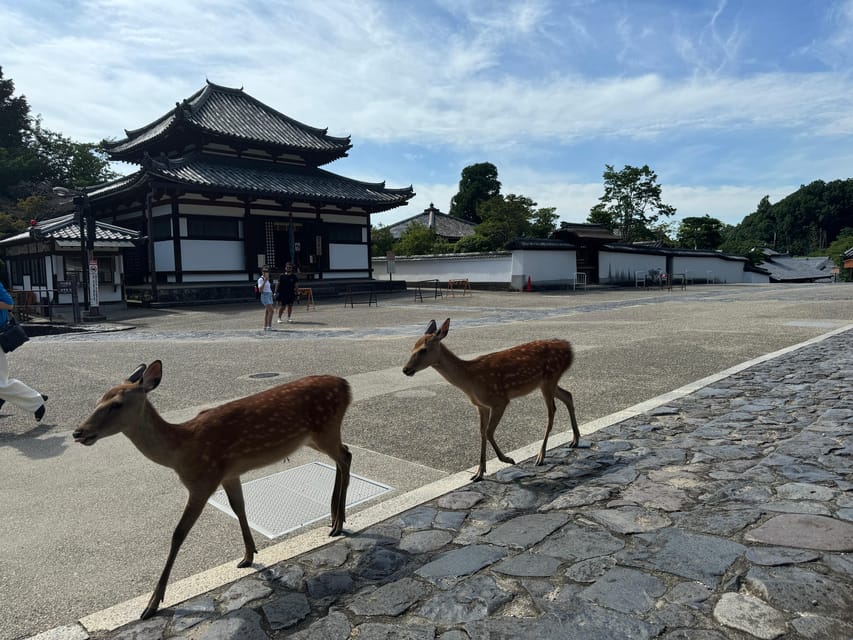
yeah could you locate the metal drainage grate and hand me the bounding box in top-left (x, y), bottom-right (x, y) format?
top-left (208, 462), bottom-right (392, 539)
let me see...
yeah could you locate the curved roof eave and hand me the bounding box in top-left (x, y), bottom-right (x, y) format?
top-left (106, 82), bottom-right (353, 158)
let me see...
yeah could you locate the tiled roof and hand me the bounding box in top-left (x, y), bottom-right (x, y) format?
top-left (105, 82), bottom-right (352, 160)
top-left (601, 243), bottom-right (748, 262)
top-left (506, 237), bottom-right (575, 250)
top-left (0, 215), bottom-right (141, 247)
top-left (387, 207), bottom-right (475, 239)
top-left (553, 223), bottom-right (619, 242)
top-left (761, 255), bottom-right (835, 282)
top-left (88, 153), bottom-right (414, 209)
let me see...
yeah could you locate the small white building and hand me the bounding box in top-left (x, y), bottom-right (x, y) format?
top-left (0, 215), bottom-right (142, 308)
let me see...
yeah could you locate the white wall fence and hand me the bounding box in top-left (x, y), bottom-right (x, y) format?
top-left (374, 250), bottom-right (578, 291)
top-left (374, 247), bottom-right (764, 288)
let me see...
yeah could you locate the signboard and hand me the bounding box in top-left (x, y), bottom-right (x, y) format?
top-left (58, 280), bottom-right (73, 294)
top-left (88, 259), bottom-right (100, 308)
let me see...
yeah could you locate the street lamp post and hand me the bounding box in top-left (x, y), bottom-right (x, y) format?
top-left (53, 186), bottom-right (104, 320)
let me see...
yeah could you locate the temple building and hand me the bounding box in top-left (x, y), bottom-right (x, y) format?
top-left (88, 81), bottom-right (414, 304)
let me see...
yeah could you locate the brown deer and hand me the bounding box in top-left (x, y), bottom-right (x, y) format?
top-left (73, 360), bottom-right (352, 620)
top-left (403, 318), bottom-right (579, 481)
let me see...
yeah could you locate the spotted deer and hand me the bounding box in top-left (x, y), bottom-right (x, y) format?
top-left (73, 361), bottom-right (352, 620)
top-left (403, 318), bottom-right (579, 481)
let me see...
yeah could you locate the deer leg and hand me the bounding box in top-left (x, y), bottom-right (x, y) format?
top-left (536, 388), bottom-right (558, 466)
top-left (141, 490), bottom-right (211, 620)
top-left (473, 406), bottom-right (491, 482)
top-left (485, 403), bottom-right (512, 464)
top-left (556, 386), bottom-right (580, 448)
top-left (329, 444), bottom-right (352, 536)
top-left (221, 477), bottom-right (258, 568)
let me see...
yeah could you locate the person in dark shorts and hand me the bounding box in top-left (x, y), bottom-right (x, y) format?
top-left (275, 262), bottom-right (299, 323)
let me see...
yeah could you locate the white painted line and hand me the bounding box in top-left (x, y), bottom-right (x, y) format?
top-left (77, 324), bottom-right (852, 634)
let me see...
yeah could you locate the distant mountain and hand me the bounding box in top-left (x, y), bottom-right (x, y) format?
top-left (721, 179), bottom-right (853, 256)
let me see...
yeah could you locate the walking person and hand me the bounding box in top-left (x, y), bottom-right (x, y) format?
top-left (275, 262), bottom-right (299, 323)
top-left (0, 281), bottom-right (47, 421)
top-left (258, 266), bottom-right (274, 330)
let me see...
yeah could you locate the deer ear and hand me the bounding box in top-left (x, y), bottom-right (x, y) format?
top-left (425, 319), bottom-right (437, 335)
top-left (127, 364), bottom-right (147, 383)
top-left (436, 318), bottom-right (450, 340)
top-left (141, 360), bottom-right (163, 392)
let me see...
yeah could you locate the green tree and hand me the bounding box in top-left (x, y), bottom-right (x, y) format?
top-left (529, 206), bottom-right (559, 238)
top-left (826, 227), bottom-right (853, 282)
top-left (0, 212), bottom-right (27, 236)
top-left (0, 66), bottom-right (30, 148)
top-left (453, 233), bottom-right (497, 253)
top-left (1, 67), bottom-right (117, 225)
top-left (0, 66), bottom-right (42, 197)
top-left (590, 164), bottom-right (676, 243)
top-left (676, 215), bottom-right (725, 249)
top-left (449, 162), bottom-right (501, 224)
top-left (370, 224), bottom-right (394, 257)
top-left (393, 222), bottom-right (441, 256)
top-left (456, 194), bottom-right (557, 252)
top-left (587, 203), bottom-right (615, 231)
top-left (721, 180), bottom-right (853, 256)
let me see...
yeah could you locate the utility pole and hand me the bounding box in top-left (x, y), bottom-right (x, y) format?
top-left (53, 186), bottom-right (105, 321)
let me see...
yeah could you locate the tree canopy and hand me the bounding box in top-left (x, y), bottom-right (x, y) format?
top-left (720, 179), bottom-right (853, 256)
top-left (448, 162), bottom-right (501, 224)
top-left (393, 222), bottom-right (451, 256)
top-left (826, 227), bottom-right (853, 281)
top-left (455, 194), bottom-right (557, 252)
top-left (588, 164), bottom-right (676, 243)
top-left (676, 215), bottom-right (725, 250)
top-left (0, 66), bottom-right (117, 226)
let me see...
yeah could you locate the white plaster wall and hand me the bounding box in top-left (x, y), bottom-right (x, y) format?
top-left (154, 241), bottom-right (175, 271)
top-left (373, 253), bottom-right (513, 283)
top-left (511, 250), bottom-right (576, 288)
top-left (181, 240), bottom-right (245, 270)
top-left (742, 271), bottom-right (770, 283)
top-left (322, 271), bottom-right (371, 280)
top-left (599, 252), bottom-right (665, 284)
top-left (330, 244), bottom-right (367, 270)
top-left (671, 256), bottom-right (744, 283)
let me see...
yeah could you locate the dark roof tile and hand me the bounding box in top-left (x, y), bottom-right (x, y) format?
top-left (106, 82), bottom-right (352, 158)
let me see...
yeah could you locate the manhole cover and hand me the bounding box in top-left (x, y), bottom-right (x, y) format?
top-left (208, 462), bottom-right (392, 538)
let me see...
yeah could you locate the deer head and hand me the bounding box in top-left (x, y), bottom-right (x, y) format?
top-left (403, 318), bottom-right (451, 376)
top-left (73, 361), bottom-right (163, 446)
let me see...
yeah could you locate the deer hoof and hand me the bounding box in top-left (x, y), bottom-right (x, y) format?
top-left (237, 558), bottom-right (253, 569)
top-left (140, 601), bottom-right (159, 620)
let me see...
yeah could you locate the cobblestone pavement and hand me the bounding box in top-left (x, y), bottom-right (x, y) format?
top-left (41, 328), bottom-right (852, 639)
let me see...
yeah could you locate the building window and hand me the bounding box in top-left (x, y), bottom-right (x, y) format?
top-left (64, 256), bottom-right (113, 284)
top-left (151, 216), bottom-right (172, 240)
top-left (327, 223), bottom-right (362, 244)
top-left (9, 256), bottom-right (47, 287)
top-left (187, 216), bottom-right (242, 240)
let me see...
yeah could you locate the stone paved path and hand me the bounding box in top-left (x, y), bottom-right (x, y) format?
top-left (48, 329), bottom-right (852, 640)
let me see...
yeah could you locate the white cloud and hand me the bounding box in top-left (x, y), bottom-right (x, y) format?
top-left (2, 0), bottom-right (849, 234)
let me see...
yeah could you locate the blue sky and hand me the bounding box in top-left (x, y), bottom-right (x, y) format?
top-left (2, 0), bottom-right (852, 230)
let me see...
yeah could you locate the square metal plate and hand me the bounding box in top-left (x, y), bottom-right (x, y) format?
top-left (208, 462), bottom-right (392, 539)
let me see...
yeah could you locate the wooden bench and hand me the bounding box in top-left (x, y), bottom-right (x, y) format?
top-left (413, 279), bottom-right (443, 302)
top-left (296, 287), bottom-right (315, 310)
top-left (447, 278), bottom-right (471, 297)
top-left (344, 286), bottom-right (378, 308)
